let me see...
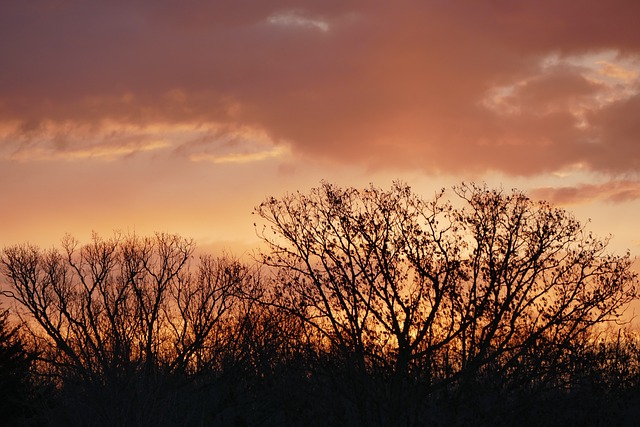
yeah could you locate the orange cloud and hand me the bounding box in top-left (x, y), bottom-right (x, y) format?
top-left (531, 180), bottom-right (640, 205)
top-left (1, 0), bottom-right (640, 179)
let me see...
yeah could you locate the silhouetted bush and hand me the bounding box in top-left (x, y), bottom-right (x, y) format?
top-left (0, 307), bottom-right (40, 426)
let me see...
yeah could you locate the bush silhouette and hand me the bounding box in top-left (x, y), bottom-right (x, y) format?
top-left (0, 307), bottom-right (39, 426)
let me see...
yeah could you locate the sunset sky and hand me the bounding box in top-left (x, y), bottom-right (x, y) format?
top-left (2, 0), bottom-right (640, 259)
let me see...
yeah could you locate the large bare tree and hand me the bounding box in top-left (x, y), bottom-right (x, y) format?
top-left (255, 181), bottom-right (638, 391)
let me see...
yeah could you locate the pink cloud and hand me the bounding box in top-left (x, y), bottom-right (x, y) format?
top-left (531, 180), bottom-right (640, 205)
top-left (1, 0), bottom-right (640, 178)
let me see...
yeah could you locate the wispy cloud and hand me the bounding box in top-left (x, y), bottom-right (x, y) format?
top-left (183, 128), bottom-right (290, 165)
top-left (267, 10), bottom-right (330, 32)
top-left (531, 180), bottom-right (640, 205)
top-left (0, 120), bottom-right (174, 161)
top-left (10, 139), bottom-right (169, 161)
top-left (483, 51), bottom-right (640, 127)
top-left (190, 145), bottom-right (289, 164)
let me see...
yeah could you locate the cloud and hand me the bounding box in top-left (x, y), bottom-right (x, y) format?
top-left (267, 10), bottom-right (330, 32)
top-left (189, 145), bottom-right (289, 164)
top-left (183, 131), bottom-right (291, 165)
top-left (0, 120), bottom-right (174, 161)
top-left (2, 0), bottom-right (640, 178)
top-left (531, 180), bottom-right (640, 205)
top-left (0, 118), bottom-right (292, 166)
top-left (596, 60), bottom-right (639, 84)
top-left (10, 139), bottom-right (169, 161)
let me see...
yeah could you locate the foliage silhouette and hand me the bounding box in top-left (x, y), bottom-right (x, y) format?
top-left (0, 307), bottom-right (39, 426)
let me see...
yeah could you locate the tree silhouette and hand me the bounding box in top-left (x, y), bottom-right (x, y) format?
top-left (1, 182), bottom-right (639, 426)
top-left (0, 232), bottom-right (258, 426)
top-left (255, 181), bottom-right (638, 423)
top-left (0, 306), bottom-right (38, 425)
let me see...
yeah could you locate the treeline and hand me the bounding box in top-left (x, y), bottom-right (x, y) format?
top-left (1, 182), bottom-right (640, 426)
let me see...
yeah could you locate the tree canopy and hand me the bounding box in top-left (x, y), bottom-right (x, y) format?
top-left (255, 182), bottom-right (637, 385)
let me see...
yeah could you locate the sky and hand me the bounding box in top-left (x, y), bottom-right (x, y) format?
top-left (2, 0), bottom-right (640, 261)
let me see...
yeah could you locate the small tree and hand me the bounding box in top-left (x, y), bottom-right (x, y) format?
top-left (0, 307), bottom-right (37, 425)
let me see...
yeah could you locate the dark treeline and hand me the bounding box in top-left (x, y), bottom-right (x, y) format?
top-left (1, 182), bottom-right (639, 426)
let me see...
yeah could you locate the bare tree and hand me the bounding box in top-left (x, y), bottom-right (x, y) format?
top-left (256, 182), bottom-right (464, 378)
top-left (254, 181), bottom-right (638, 394)
top-left (165, 253), bottom-right (257, 374)
top-left (449, 184), bottom-right (637, 390)
top-left (0, 232), bottom-right (248, 382)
